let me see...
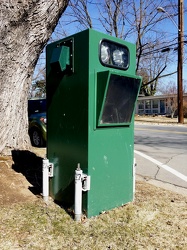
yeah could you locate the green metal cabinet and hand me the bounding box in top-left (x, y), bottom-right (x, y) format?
top-left (46, 29), bottom-right (141, 218)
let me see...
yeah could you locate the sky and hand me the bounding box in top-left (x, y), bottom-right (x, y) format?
top-left (155, 4), bottom-right (187, 87)
top-left (33, 1), bottom-right (187, 91)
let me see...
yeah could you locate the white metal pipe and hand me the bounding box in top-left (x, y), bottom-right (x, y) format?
top-left (133, 158), bottom-right (136, 201)
top-left (43, 158), bottom-right (49, 202)
top-left (74, 163), bottom-right (83, 221)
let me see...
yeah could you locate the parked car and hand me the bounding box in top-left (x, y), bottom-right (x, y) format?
top-left (28, 98), bottom-right (47, 147)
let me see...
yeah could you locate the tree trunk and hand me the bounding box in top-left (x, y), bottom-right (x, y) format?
top-left (0, 0), bottom-right (69, 155)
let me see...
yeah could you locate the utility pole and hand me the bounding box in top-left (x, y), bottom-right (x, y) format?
top-left (157, 2), bottom-right (184, 123)
top-left (178, 0), bottom-right (184, 124)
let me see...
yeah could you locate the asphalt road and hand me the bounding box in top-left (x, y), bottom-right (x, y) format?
top-left (134, 123), bottom-right (187, 194)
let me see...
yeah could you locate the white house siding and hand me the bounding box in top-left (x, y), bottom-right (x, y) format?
top-left (135, 94), bottom-right (187, 116)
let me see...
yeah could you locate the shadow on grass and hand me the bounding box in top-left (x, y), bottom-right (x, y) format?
top-left (11, 150), bottom-right (43, 196)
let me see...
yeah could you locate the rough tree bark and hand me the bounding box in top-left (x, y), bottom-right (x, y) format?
top-left (0, 0), bottom-right (69, 155)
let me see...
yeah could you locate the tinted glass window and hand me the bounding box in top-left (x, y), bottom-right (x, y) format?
top-left (99, 75), bottom-right (140, 124)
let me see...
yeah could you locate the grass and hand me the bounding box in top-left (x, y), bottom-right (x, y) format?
top-left (0, 181), bottom-right (187, 250)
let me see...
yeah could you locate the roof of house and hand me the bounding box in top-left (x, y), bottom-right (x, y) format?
top-left (138, 93), bottom-right (187, 101)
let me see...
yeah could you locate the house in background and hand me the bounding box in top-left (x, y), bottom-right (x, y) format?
top-left (135, 93), bottom-right (187, 116)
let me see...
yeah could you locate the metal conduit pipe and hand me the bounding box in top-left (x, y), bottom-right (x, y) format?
top-left (133, 158), bottom-right (136, 201)
top-left (43, 158), bottom-right (49, 202)
top-left (74, 163), bottom-right (91, 221)
top-left (74, 163), bottom-right (83, 221)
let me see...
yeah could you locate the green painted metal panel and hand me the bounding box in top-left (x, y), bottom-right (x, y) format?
top-left (46, 31), bottom-right (89, 206)
top-left (46, 29), bottom-right (141, 218)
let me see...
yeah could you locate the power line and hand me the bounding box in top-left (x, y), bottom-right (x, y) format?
top-left (141, 40), bottom-right (187, 56)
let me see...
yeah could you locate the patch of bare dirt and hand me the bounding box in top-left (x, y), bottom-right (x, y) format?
top-left (0, 159), bottom-right (34, 205)
top-left (0, 148), bottom-right (46, 205)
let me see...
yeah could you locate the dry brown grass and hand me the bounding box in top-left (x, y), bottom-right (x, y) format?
top-left (135, 115), bottom-right (187, 125)
top-left (0, 181), bottom-right (186, 250)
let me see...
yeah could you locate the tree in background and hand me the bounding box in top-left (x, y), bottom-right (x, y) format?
top-left (33, 0), bottom-right (186, 97)
top-left (67, 0), bottom-right (93, 29)
top-left (0, 0), bottom-right (69, 154)
top-left (164, 84), bottom-right (178, 118)
top-left (58, 0), bottom-right (185, 96)
top-left (157, 80), bottom-right (187, 118)
top-left (29, 80), bottom-right (46, 99)
top-left (30, 66), bottom-right (46, 98)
